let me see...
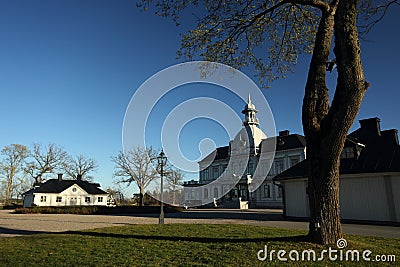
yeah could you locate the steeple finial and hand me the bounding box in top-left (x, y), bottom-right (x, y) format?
top-left (242, 92), bottom-right (259, 126)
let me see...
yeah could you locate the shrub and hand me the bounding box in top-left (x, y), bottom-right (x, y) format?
top-left (14, 206), bottom-right (99, 215)
top-left (14, 205), bottom-right (183, 215)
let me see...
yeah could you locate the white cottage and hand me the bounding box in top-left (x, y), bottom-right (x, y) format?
top-left (274, 118), bottom-right (400, 223)
top-left (22, 174), bottom-right (109, 207)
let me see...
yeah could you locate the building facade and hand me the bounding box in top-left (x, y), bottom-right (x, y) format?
top-left (183, 94), bottom-right (306, 208)
top-left (23, 174), bottom-right (110, 207)
top-left (274, 118), bottom-right (400, 223)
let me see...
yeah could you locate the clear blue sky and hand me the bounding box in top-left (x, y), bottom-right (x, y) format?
top-left (1, 0), bottom-right (399, 193)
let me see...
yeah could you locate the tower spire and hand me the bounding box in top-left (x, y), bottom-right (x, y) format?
top-left (242, 93), bottom-right (259, 126)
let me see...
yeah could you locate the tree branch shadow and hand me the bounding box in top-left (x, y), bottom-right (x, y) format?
top-left (61, 230), bottom-right (308, 244)
top-left (0, 226), bottom-right (308, 244)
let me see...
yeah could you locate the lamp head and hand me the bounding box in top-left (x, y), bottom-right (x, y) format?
top-left (157, 149), bottom-right (167, 165)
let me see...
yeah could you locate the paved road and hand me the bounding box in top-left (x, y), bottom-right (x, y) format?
top-left (0, 209), bottom-right (398, 239)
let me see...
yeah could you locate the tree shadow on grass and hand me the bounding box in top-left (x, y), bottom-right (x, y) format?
top-left (61, 230), bottom-right (308, 244)
top-left (0, 227), bottom-right (52, 236)
top-left (0, 226), bottom-right (308, 244)
top-left (110, 210), bottom-right (286, 222)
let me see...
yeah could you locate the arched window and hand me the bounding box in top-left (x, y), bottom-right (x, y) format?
top-left (204, 188), bottom-right (209, 199)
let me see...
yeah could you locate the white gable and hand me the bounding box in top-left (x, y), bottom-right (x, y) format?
top-left (60, 184), bottom-right (88, 196)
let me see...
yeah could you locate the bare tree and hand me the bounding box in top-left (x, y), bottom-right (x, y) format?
top-left (10, 176), bottom-right (33, 204)
top-left (0, 144), bottom-right (29, 204)
top-left (25, 143), bottom-right (67, 183)
top-left (111, 146), bottom-right (159, 206)
top-left (138, 0), bottom-right (399, 244)
top-left (62, 154), bottom-right (98, 181)
top-left (165, 168), bottom-right (184, 205)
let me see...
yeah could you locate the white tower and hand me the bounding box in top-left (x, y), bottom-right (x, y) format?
top-left (242, 93), bottom-right (259, 126)
top-left (229, 93), bottom-right (267, 156)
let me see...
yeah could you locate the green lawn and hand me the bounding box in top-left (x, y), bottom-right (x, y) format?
top-left (0, 224), bottom-right (398, 266)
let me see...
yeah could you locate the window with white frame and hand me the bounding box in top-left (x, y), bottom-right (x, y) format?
top-left (263, 184), bottom-right (271, 198)
top-left (275, 159), bottom-right (284, 174)
top-left (240, 188), bottom-right (247, 199)
top-left (213, 188), bottom-right (218, 198)
top-left (56, 196), bottom-right (62, 203)
top-left (276, 186), bottom-right (283, 199)
top-left (213, 167), bottom-right (219, 179)
top-left (85, 197), bottom-right (91, 203)
top-left (40, 196), bottom-right (46, 202)
top-left (248, 161), bottom-right (254, 174)
top-left (190, 189), bottom-right (195, 199)
top-left (203, 169), bottom-right (209, 180)
top-left (232, 188), bottom-right (238, 198)
top-left (204, 188), bottom-right (209, 199)
top-left (98, 197), bottom-right (103, 202)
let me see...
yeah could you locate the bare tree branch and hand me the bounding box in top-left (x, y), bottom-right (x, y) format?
top-left (358, 0), bottom-right (399, 35)
top-left (25, 143), bottom-right (67, 183)
top-left (62, 154), bottom-right (98, 181)
top-left (111, 146), bottom-right (159, 206)
top-left (0, 144), bottom-right (29, 204)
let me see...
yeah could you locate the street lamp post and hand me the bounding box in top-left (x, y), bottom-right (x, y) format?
top-left (157, 149), bottom-right (167, 225)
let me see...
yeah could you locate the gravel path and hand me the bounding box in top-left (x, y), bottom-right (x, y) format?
top-left (0, 209), bottom-right (398, 239)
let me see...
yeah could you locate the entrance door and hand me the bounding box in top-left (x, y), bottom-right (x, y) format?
top-left (70, 197), bottom-right (77, 205)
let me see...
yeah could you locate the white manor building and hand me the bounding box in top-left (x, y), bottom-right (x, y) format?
top-left (22, 174), bottom-right (110, 207)
top-left (183, 94), bottom-right (306, 208)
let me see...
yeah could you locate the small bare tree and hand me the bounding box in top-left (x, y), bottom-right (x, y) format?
top-left (25, 143), bottom-right (67, 183)
top-left (112, 146), bottom-right (159, 206)
top-left (0, 144), bottom-right (29, 204)
top-left (62, 154), bottom-right (98, 181)
top-left (105, 185), bottom-right (127, 205)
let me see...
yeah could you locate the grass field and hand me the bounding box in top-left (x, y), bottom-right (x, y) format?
top-left (0, 224), bottom-right (398, 266)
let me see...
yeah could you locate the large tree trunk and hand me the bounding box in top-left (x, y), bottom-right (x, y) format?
top-left (306, 146), bottom-right (343, 244)
top-left (5, 170), bottom-right (16, 205)
top-left (303, 0), bottom-right (369, 245)
top-left (303, 7), bottom-right (342, 244)
top-left (139, 188), bottom-right (144, 206)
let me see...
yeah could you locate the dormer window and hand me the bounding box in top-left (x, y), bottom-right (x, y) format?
top-left (278, 138), bottom-right (285, 146)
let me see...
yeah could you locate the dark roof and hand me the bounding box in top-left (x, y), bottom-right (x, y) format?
top-left (23, 179), bottom-right (108, 195)
top-left (274, 118), bottom-right (400, 181)
top-left (262, 134), bottom-right (306, 151)
top-left (199, 134), bottom-right (306, 164)
top-left (273, 159), bottom-right (310, 181)
top-left (199, 146), bottom-right (229, 163)
top-left (214, 146), bottom-right (229, 160)
top-left (22, 188), bottom-right (35, 196)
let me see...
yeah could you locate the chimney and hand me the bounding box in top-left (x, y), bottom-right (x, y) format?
top-left (279, 130), bottom-right (290, 137)
top-left (77, 174), bottom-right (82, 181)
top-left (58, 173), bottom-right (63, 181)
top-left (381, 129), bottom-right (399, 146)
top-left (359, 117), bottom-right (381, 135)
